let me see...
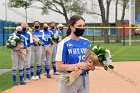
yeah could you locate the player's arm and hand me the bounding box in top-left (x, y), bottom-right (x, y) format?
top-left (27, 31), bottom-right (33, 44)
top-left (56, 61), bottom-right (89, 72)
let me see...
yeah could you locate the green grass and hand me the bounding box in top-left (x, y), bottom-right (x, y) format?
top-left (0, 44), bottom-right (140, 92)
top-left (92, 43), bottom-right (140, 61)
top-left (0, 46), bottom-right (12, 69)
top-left (0, 69), bottom-right (46, 92)
top-left (0, 71), bottom-right (13, 92)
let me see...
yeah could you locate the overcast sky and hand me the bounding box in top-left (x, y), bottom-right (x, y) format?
top-left (0, 0), bottom-right (130, 23)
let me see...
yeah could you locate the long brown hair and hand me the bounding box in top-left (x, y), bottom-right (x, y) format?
top-left (66, 15), bottom-right (85, 36)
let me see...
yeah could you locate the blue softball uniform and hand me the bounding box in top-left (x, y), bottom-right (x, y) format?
top-left (22, 31), bottom-right (33, 47)
top-left (32, 30), bottom-right (45, 46)
top-left (49, 28), bottom-right (57, 34)
top-left (43, 29), bottom-right (53, 45)
top-left (55, 37), bottom-right (90, 64)
top-left (13, 33), bottom-right (27, 49)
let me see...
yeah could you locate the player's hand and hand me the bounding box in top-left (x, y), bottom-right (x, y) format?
top-left (76, 62), bottom-right (89, 70)
top-left (86, 60), bottom-right (95, 71)
top-left (14, 45), bottom-right (23, 50)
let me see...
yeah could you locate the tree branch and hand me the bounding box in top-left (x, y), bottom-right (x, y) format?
top-left (47, 5), bottom-right (64, 15)
top-left (86, 11), bottom-right (101, 16)
top-left (51, 3), bottom-right (64, 15)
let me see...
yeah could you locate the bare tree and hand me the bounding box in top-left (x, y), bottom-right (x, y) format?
top-left (98, 0), bottom-right (112, 43)
top-left (115, 0), bottom-right (119, 42)
top-left (116, 0), bottom-right (129, 42)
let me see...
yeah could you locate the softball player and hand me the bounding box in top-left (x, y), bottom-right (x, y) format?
top-left (57, 23), bottom-right (64, 35)
top-left (55, 15), bottom-right (95, 93)
top-left (30, 21), bottom-right (45, 80)
top-left (11, 26), bottom-right (27, 85)
top-left (21, 23), bottom-right (33, 82)
top-left (41, 22), bottom-right (53, 78)
top-left (49, 22), bottom-right (60, 75)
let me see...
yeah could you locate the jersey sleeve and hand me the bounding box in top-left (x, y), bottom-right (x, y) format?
top-left (27, 31), bottom-right (33, 44)
top-left (22, 36), bottom-right (27, 49)
top-left (41, 31), bottom-right (46, 45)
top-left (55, 40), bottom-right (67, 64)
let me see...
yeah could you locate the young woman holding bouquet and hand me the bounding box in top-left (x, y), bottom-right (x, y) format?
top-left (21, 23), bottom-right (33, 82)
top-left (11, 26), bottom-right (27, 85)
top-left (55, 15), bottom-right (95, 93)
top-left (49, 22), bottom-right (61, 75)
top-left (41, 22), bottom-right (53, 78)
top-left (30, 21), bottom-right (45, 80)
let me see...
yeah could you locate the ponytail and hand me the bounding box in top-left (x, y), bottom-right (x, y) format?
top-left (66, 26), bottom-right (71, 36)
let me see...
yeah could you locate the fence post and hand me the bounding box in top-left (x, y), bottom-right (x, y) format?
top-left (123, 25), bottom-right (125, 46)
top-left (93, 27), bottom-right (94, 44)
top-left (3, 27), bottom-right (5, 46)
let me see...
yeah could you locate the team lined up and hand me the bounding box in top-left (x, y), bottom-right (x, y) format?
top-left (10, 21), bottom-right (64, 85)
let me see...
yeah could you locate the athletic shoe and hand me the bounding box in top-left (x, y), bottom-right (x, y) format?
top-left (24, 78), bottom-right (29, 83)
top-left (31, 76), bottom-right (37, 80)
top-left (35, 76), bottom-right (40, 80)
top-left (13, 82), bottom-right (18, 85)
top-left (46, 74), bottom-right (51, 78)
top-left (20, 81), bottom-right (26, 85)
top-left (53, 72), bottom-right (61, 75)
top-left (44, 73), bottom-right (47, 76)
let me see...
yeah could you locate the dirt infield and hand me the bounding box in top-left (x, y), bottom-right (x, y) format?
top-left (2, 61), bottom-right (140, 93)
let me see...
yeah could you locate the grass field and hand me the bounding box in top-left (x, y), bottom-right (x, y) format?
top-left (0, 44), bottom-right (140, 91)
top-left (0, 46), bottom-right (12, 69)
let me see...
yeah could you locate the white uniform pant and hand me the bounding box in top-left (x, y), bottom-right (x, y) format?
top-left (51, 43), bottom-right (57, 62)
top-left (11, 50), bottom-right (24, 70)
top-left (58, 74), bottom-right (89, 93)
top-left (41, 45), bottom-right (52, 66)
top-left (24, 47), bottom-right (31, 68)
top-left (30, 46), bottom-right (42, 66)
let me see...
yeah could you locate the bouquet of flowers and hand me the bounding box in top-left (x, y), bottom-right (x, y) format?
top-left (62, 44), bottom-right (114, 85)
top-left (51, 33), bottom-right (62, 43)
top-left (6, 35), bottom-right (22, 49)
top-left (32, 34), bottom-right (42, 45)
top-left (85, 44), bottom-right (114, 71)
top-left (6, 34), bottom-right (26, 59)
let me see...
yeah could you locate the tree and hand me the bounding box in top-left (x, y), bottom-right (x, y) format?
top-left (9, 0), bottom-right (86, 24)
top-left (136, 0), bottom-right (140, 17)
top-left (98, 0), bottom-right (112, 43)
top-left (115, 0), bottom-right (129, 42)
top-left (115, 0), bottom-right (119, 42)
top-left (9, 0), bottom-right (33, 22)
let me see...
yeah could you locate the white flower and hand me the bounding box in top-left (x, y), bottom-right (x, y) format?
top-left (6, 42), bottom-right (10, 46)
top-left (9, 36), bottom-right (13, 39)
top-left (103, 61), bottom-right (108, 66)
top-left (8, 38), bottom-right (11, 41)
top-left (106, 49), bottom-right (111, 60)
top-left (92, 46), bottom-right (97, 50)
top-left (105, 50), bottom-right (112, 65)
top-left (58, 36), bottom-right (62, 42)
top-left (54, 34), bottom-right (59, 39)
top-left (11, 40), bottom-right (16, 46)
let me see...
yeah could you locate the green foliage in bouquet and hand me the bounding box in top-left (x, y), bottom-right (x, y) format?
top-left (89, 43), bottom-right (114, 70)
top-left (51, 33), bottom-right (62, 43)
top-left (6, 35), bottom-right (22, 49)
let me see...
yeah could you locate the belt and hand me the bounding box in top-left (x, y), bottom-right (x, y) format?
top-left (80, 70), bottom-right (89, 76)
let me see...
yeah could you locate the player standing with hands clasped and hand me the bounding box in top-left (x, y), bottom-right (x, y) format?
top-left (30, 21), bottom-right (45, 80)
top-left (10, 26), bottom-right (27, 85)
top-left (55, 15), bottom-right (95, 93)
